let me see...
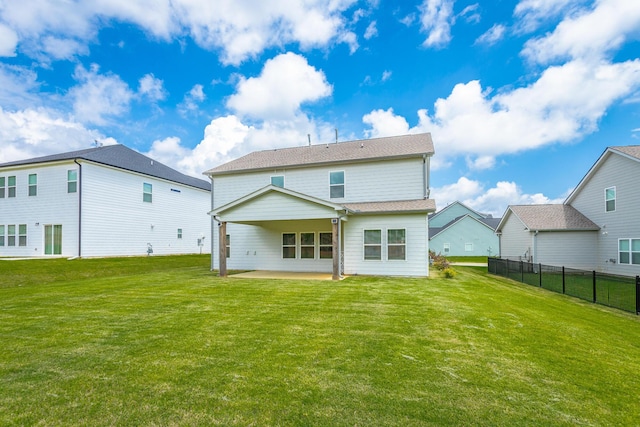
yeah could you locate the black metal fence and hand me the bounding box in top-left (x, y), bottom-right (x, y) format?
top-left (488, 257), bottom-right (640, 314)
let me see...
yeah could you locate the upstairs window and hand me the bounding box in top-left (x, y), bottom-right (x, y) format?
top-left (282, 233), bottom-right (296, 259)
top-left (8, 176), bottom-right (16, 198)
top-left (271, 175), bottom-right (284, 188)
top-left (605, 187), bottom-right (616, 212)
top-left (329, 171), bottom-right (345, 198)
top-left (143, 183), bottom-right (153, 203)
top-left (28, 174), bottom-right (37, 196)
top-left (68, 170), bottom-right (78, 193)
top-left (0, 177), bottom-right (4, 198)
top-left (364, 229), bottom-right (382, 260)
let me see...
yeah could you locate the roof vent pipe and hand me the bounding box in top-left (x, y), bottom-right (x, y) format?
top-left (308, 134), bottom-right (311, 146)
top-left (335, 128), bottom-right (338, 143)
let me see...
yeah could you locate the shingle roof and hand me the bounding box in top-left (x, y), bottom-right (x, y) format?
top-left (204, 133), bottom-right (434, 175)
top-left (610, 145), bottom-right (640, 160)
top-left (344, 199), bottom-right (436, 214)
top-left (505, 204), bottom-right (599, 231)
top-left (0, 144), bottom-right (211, 191)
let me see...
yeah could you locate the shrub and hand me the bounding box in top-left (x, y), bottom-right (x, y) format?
top-left (442, 267), bottom-right (457, 279)
top-left (429, 250), bottom-right (449, 271)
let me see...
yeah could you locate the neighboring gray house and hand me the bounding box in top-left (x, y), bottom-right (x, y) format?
top-left (204, 133), bottom-right (436, 279)
top-left (496, 145), bottom-right (640, 276)
top-left (429, 201), bottom-right (500, 257)
top-left (0, 144), bottom-right (211, 258)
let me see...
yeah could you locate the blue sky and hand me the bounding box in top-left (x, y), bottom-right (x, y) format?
top-left (1, 0), bottom-right (639, 217)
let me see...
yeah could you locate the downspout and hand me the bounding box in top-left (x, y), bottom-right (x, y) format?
top-left (422, 154), bottom-right (430, 199)
top-left (532, 230), bottom-right (539, 263)
top-left (209, 176), bottom-right (215, 271)
top-left (74, 159), bottom-right (82, 258)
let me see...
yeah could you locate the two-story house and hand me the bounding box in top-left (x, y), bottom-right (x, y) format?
top-left (204, 133), bottom-right (436, 279)
top-left (0, 144), bottom-right (211, 258)
top-left (496, 145), bottom-right (640, 276)
top-left (428, 201), bottom-right (500, 257)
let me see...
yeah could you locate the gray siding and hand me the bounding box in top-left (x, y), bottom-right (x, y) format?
top-left (535, 231), bottom-right (598, 269)
top-left (499, 214), bottom-right (532, 261)
top-left (570, 153), bottom-right (640, 275)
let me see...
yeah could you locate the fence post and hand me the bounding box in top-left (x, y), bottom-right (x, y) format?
top-left (562, 266), bottom-right (565, 294)
top-left (636, 276), bottom-right (640, 315)
top-left (539, 263), bottom-right (542, 287)
top-left (592, 271), bottom-right (597, 303)
top-left (520, 261), bottom-right (524, 283)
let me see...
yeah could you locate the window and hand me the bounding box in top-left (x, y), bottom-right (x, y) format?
top-left (0, 177), bottom-right (4, 198)
top-left (329, 171), bottom-right (345, 198)
top-left (0, 225), bottom-right (4, 246)
top-left (619, 239), bottom-right (640, 265)
top-left (177, 228), bottom-right (183, 239)
top-left (68, 170), bottom-right (78, 193)
top-left (7, 225), bottom-right (15, 246)
top-left (388, 229), bottom-right (406, 260)
top-left (18, 224), bottom-right (27, 246)
top-left (271, 175), bottom-right (284, 188)
top-left (301, 232), bottom-right (315, 259)
top-left (605, 187), bottom-right (616, 212)
top-left (443, 243), bottom-right (450, 254)
top-left (282, 233), bottom-right (296, 259)
top-left (364, 229), bottom-right (382, 260)
top-left (143, 183), bottom-right (152, 203)
top-left (28, 174), bottom-right (37, 196)
top-left (319, 232), bottom-right (333, 259)
top-left (465, 243), bottom-right (474, 252)
top-left (8, 176), bottom-right (16, 198)
top-left (226, 234), bottom-right (230, 258)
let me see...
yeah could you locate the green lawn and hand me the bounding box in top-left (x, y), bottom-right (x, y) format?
top-left (1, 256), bottom-right (639, 426)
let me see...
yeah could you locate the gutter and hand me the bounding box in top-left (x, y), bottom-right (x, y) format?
top-left (74, 159), bottom-right (82, 258)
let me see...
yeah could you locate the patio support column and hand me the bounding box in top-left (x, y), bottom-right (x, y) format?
top-left (219, 221), bottom-right (227, 277)
top-left (332, 218), bottom-right (340, 280)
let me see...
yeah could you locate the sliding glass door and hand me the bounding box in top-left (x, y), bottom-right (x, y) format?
top-left (44, 225), bottom-right (62, 255)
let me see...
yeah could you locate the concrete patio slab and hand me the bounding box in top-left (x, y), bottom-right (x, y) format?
top-left (229, 270), bottom-right (339, 280)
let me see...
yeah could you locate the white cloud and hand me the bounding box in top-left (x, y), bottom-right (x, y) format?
top-left (418, 0), bottom-right (455, 48)
top-left (364, 21), bottom-right (378, 39)
top-left (514, 0), bottom-right (583, 33)
top-left (177, 84), bottom-right (205, 117)
top-left (458, 3), bottom-right (481, 24)
top-left (522, 0), bottom-right (640, 64)
top-left (226, 52), bottom-right (332, 121)
top-left (0, 23), bottom-right (18, 57)
top-left (137, 74), bottom-right (166, 102)
top-left (475, 24), bottom-right (506, 46)
top-left (381, 70), bottom-right (392, 81)
top-left (362, 108), bottom-right (410, 138)
top-left (0, 107), bottom-right (107, 163)
top-left (431, 177), bottom-right (564, 218)
top-left (0, 0), bottom-right (358, 65)
top-left (68, 64), bottom-right (134, 125)
top-left (363, 58), bottom-right (640, 169)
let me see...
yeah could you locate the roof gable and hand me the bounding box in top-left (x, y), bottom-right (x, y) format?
top-left (429, 214), bottom-right (498, 238)
top-left (565, 145), bottom-right (640, 205)
top-left (205, 133), bottom-right (434, 176)
top-left (0, 144), bottom-right (211, 191)
top-left (429, 201), bottom-right (486, 226)
top-left (497, 204), bottom-right (599, 232)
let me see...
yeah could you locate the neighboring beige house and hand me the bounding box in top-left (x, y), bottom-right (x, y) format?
top-left (496, 145), bottom-right (640, 276)
top-left (204, 133), bottom-right (437, 279)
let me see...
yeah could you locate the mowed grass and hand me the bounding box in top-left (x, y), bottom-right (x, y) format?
top-left (1, 257), bottom-right (639, 426)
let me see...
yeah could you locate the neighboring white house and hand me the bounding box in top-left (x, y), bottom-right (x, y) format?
top-left (428, 201), bottom-right (500, 257)
top-left (204, 133), bottom-right (436, 279)
top-left (496, 145), bottom-right (640, 276)
top-left (0, 144), bottom-right (211, 258)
